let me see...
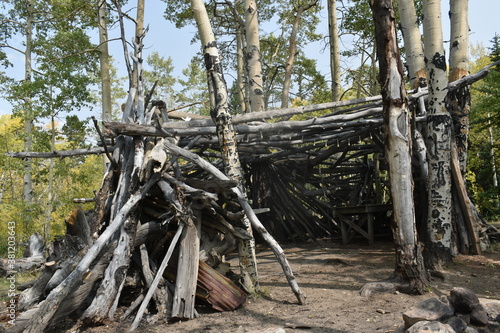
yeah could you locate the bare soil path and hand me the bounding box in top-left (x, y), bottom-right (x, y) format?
top-left (67, 241), bottom-right (500, 333)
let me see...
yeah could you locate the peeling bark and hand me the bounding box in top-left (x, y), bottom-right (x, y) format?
top-left (367, 0), bottom-right (428, 295)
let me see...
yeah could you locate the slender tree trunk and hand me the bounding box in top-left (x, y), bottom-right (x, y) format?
top-left (245, 0), bottom-right (265, 112)
top-left (44, 113), bottom-right (56, 243)
top-left (191, 0), bottom-right (259, 294)
top-left (236, 31), bottom-right (248, 113)
top-left (488, 114), bottom-right (499, 190)
top-left (396, 0), bottom-right (428, 237)
top-left (98, 0), bottom-right (112, 122)
top-left (366, 0), bottom-right (428, 295)
top-left (396, 0), bottom-right (426, 88)
top-left (448, 0), bottom-right (469, 175)
top-left (327, 0), bottom-right (341, 101)
top-left (23, 0), bottom-right (34, 207)
top-left (281, 0), bottom-right (318, 108)
top-left (131, 0), bottom-right (145, 91)
top-left (422, 0), bottom-right (453, 270)
top-left (356, 40), bottom-right (366, 99)
top-left (98, 0), bottom-right (112, 170)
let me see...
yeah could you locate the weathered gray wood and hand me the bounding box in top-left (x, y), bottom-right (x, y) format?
top-left (6, 146), bottom-right (107, 158)
top-left (81, 226), bottom-right (130, 324)
top-left (130, 223), bottom-right (184, 331)
top-left (451, 140), bottom-right (482, 254)
top-left (138, 243), bottom-right (168, 316)
top-left (171, 213), bottom-right (200, 320)
top-left (19, 174), bottom-right (160, 333)
top-left (162, 141), bottom-right (306, 305)
top-left (362, 0), bottom-right (428, 296)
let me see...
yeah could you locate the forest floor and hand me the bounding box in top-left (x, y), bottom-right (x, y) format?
top-left (74, 238), bottom-right (500, 333)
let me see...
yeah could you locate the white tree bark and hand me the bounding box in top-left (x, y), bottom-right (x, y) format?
top-left (361, 0), bottom-right (428, 296)
top-left (448, 0), bottom-right (470, 174)
top-left (449, 0), bottom-right (469, 81)
top-left (98, 0), bottom-right (112, 122)
top-left (422, 0), bottom-right (453, 269)
top-left (327, 0), bottom-right (341, 101)
top-left (22, 0), bottom-right (34, 206)
top-left (396, 0), bottom-right (426, 88)
top-left (191, 0), bottom-right (259, 294)
top-left (245, 0), bottom-right (265, 112)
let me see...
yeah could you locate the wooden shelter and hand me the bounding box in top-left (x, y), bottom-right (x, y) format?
top-left (6, 49), bottom-right (497, 333)
top-left (104, 95), bottom-right (396, 244)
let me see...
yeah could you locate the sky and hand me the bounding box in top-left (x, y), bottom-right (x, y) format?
top-left (0, 0), bottom-right (499, 119)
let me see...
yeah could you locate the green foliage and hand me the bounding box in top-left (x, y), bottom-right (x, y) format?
top-left (468, 36), bottom-right (500, 218)
top-left (143, 52), bottom-right (177, 109)
top-left (177, 57), bottom-right (210, 116)
top-left (0, 115), bottom-right (103, 252)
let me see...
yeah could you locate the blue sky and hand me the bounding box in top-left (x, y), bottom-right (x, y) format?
top-left (1, 0), bottom-right (499, 118)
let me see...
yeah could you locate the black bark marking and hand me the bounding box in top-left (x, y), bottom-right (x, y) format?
top-left (436, 160), bottom-right (446, 186)
top-left (431, 52), bottom-right (446, 71)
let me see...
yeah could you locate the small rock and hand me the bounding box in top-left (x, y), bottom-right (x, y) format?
top-left (479, 298), bottom-right (500, 321)
top-left (406, 320), bottom-right (455, 333)
top-left (450, 287), bottom-right (480, 313)
top-left (403, 297), bottom-right (455, 328)
top-left (463, 327), bottom-right (479, 333)
top-left (471, 304), bottom-right (489, 326)
top-left (457, 312), bottom-right (471, 325)
top-left (486, 321), bottom-right (500, 333)
top-left (444, 316), bottom-right (468, 332)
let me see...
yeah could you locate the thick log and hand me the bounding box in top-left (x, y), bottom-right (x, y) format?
top-left (171, 213), bottom-right (201, 320)
top-left (81, 226), bottom-right (131, 324)
top-left (451, 140), bottom-right (482, 254)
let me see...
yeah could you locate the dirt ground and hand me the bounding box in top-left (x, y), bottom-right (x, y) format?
top-left (75, 240), bottom-right (500, 333)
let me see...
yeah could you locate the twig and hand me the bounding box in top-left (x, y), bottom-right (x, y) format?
top-left (166, 101), bottom-right (208, 113)
top-left (92, 116), bottom-right (118, 169)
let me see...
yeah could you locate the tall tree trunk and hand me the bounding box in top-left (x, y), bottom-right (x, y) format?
top-left (98, 0), bottom-right (112, 170)
top-left (396, 0), bottom-right (426, 88)
top-left (131, 0), bottom-right (145, 91)
top-left (364, 0), bottom-right (428, 295)
top-left (327, 0), bottom-right (341, 101)
top-left (245, 0), bottom-right (265, 112)
top-left (422, 0), bottom-right (453, 270)
top-left (448, 0), bottom-right (478, 255)
top-left (448, 0), bottom-right (469, 175)
top-left (356, 39), bottom-right (366, 99)
top-left (281, 0), bottom-right (318, 108)
top-left (98, 0), bottom-right (112, 122)
top-left (190, 0), bottom-right (259, 294)
top-left (44, 112), bottom-right (56, 243)
top-left (23, 0), bottom-right (34, 207)
top-left (396, 0), bottom-right (428, 238)
top-left (236, 30), bottom-right (249, 113)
